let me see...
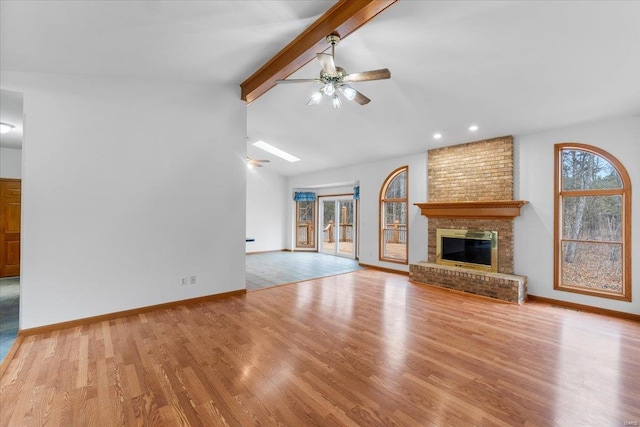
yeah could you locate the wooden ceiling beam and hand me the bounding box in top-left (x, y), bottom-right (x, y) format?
top-left (240, 0), bottom-right (397, 104)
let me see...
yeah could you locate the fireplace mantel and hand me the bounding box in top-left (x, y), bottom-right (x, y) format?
top-left (415, 200), bottom-right (527, 219)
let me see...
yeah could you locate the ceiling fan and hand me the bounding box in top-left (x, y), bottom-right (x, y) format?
top-left (247, 157), bottom-right (270, 168)
top-left (276, 34), bottom-right (391, 108)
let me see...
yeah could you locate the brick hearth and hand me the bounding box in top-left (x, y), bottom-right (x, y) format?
top-left (410, 262), bottom-right (527, 303)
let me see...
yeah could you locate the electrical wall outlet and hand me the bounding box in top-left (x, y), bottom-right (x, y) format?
top-left (180, 277), bottom-right (187, 286)
top-left (190, 275), bottom-right (197, 285)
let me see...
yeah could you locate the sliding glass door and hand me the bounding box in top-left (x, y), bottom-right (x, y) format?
top-left (319, 196), bottom-right (356, 258)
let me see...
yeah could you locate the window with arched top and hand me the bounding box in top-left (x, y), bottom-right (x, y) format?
top-left (380, 166), bottom-right (408, 263)
top-left (554, 143), bottom-right (632, 301)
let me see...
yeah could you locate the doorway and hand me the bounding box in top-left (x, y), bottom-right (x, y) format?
top-left (0, 89), bottom-right (24, 363)
top-left (319, 196), bottom-right (356, 259)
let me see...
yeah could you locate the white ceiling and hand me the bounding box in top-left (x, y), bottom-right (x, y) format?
top-left (2, 1), bottom-right (639, 176)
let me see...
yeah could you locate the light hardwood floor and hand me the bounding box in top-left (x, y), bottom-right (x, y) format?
top-left (1, 269), bottom-right (639, 426)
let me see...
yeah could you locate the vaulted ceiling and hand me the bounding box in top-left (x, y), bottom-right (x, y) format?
top-left (2, 1), bottom-right (639, 176)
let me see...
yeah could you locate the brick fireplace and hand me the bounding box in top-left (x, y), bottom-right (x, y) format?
top-left (409, 136), bottom-right (528, 303)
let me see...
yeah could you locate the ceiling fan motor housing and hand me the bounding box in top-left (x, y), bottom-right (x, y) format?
top-left (320, 66), bottom-right (347, 83)
top-left (326, 34), bottom-right (341, 46)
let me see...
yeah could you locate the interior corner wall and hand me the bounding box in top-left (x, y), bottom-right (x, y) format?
top-left (286, 152), bottom-right (428, 272)
top-left (515, 115), bottom-right (639, 315)
top-left (2, 72), bottom-right (247, 329)
top-left (246, 167), bottom-right (287, 253)
top-left (0, 147), bottom-right (22, 178)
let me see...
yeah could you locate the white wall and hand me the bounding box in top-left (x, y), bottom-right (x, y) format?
top-left (0, 147), bottom-right (21, 178)
top-left (246, 166), bottom-right (287, 252)
top-left (287, 153), bottom-right (428, 271)
top-left (515, 115), bottom-right (639, 314)
top-left (2, 72), bottom-right (247, 329)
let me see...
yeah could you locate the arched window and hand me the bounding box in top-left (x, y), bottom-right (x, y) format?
top-left (554, 143), bottom-right (631, 301)
top-left (380, 166), bottom-right (408, 263)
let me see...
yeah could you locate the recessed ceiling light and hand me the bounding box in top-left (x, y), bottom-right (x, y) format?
top-left (469, 125), bottom-right (479, 132)
top-left (433, 133), bottom-right (442, 140)
top-left (252, 140), bottom-right (300, 163)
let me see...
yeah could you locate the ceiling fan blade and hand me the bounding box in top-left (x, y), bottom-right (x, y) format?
top-left (317, 53), bottom-right (337, 75)
top-left (276, 78), bottom-right (321, 84)
top-left (353, 90), bottom-right (371, 105)
top-left (343, 68), bottom-right (391, 82)
top-left (247, 158), bottom-right (270, 164)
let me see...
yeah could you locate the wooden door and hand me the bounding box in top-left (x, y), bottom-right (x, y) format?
top-left (0, 178), bottom-right (21, 277)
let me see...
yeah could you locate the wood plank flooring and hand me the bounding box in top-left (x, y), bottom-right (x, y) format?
top-left (1, 269), bottom-right (639, 426)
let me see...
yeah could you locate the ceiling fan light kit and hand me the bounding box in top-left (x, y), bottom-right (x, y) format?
top-left (323, 82), bottom-right (335, 96)
top-left (340, 85), bottom-right (357, 101)
top-left (332, 94), bottom-right (342, 109)
top-left (246, 157), bottom-right (270, 168)
top-left (276, 34), bottom-right (390, 108)
top-left (306, 91), bottom-right (323, 106)
top-left (0, 122), bottom-right (15, 134)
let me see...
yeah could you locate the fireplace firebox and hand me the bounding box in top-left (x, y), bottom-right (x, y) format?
top-left (436, 228), bottom-right (498, 272)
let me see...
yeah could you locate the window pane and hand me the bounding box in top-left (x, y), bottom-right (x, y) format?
top-left (382, 201), bottom-right (407, 260)
top-left (384, 201), bottom-right (406, 226)
top-left (385, 171), bottom-right (406, 199)
top-left (338, 200), bottom-right (354, 256)
top-left (562, 195), bottom-right (622, 241)
top-left (383, 241), bottom-right (407, 260)
top-left (338, 200), bottom-right (354, 225)
top-left (561, 241), bottom-right (622, 292)
top-left (561, 149), bottom-right (622, 191)
top-left (323, 201), bottom-right (334, 228)
top-left (297, 201), bottom-right (314, 222)
top-left (296, 201), bottom-right (314, 247)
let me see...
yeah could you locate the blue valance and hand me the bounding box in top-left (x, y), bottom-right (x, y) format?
top-left (293, 191), bottom-right (316, 202)
top-left (354, 186), bottom-right (360, 200)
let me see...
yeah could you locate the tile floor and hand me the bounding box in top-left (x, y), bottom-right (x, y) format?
top-left (0, 277), bottom-right (19, 363)
top-left (0, 252), bottom-right (362, 363)
top-left (246, 251), bottom-right (364, 291)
